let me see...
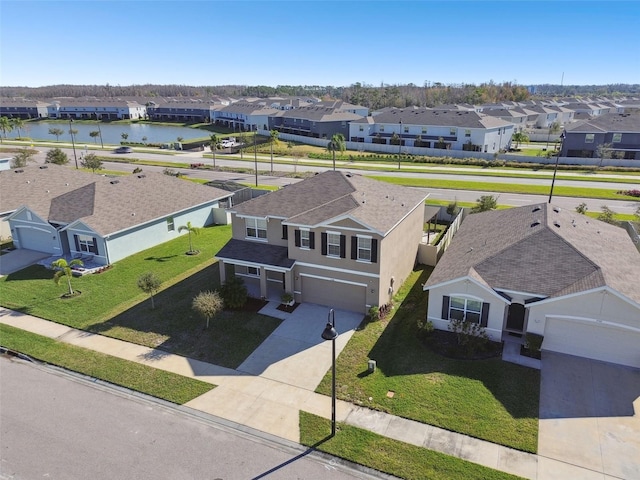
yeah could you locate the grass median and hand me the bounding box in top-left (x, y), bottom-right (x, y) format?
top-left (0, 324), bottom-right (214, 404)
top-left (300, 412), bottom-right (524, 480)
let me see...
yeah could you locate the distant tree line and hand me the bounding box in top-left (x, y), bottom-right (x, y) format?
top-left (1, 82), bottom-right (637, 110)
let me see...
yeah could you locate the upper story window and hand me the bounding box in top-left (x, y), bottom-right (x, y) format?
top-left (357, 236), bottom-right (371, 261)
top-left (379, 125), bottom-right (385, 132)
top-left (300, 230), bottom-right (310, 248)
top-left (612, 133), bottom-right (622, 143)
top-left (449, 296), bottom-right (482, 323)
top-left (422, 127), bottom-right (427, 134)
top-left (327, 233), bottom-right (341, 257)
top-left (403, 126), bottom-right (409, 133)
top-left (359, 125), bottom-right (364, 132)
top-left (585, 133), bottom-right (595, 143)
top-left (246, 217), bottom-right (267, 240)
top-left (465, 129), bottom-right (471, 137)
top-left (450, 128), bottom-right (457, 136)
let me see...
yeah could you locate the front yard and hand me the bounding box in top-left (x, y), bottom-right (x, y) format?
top-left (0, 224), bottom-right (281, 369)
top-left (316, 266), bottom-right (540, 453)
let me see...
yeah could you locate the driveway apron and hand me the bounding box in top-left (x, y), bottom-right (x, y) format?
top-left (538, 352), bottom-right (640, 479)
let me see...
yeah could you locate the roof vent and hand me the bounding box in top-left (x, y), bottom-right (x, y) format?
top-left (39, 165), bottom-right (48, 169)
top-left (553, 207), bottom-right (560, 213)
top-left (14, 169), bottom-right (24, 173)
top-left (553, 221), bottom-right (560, 228)
top-left (110, 180), bottom-right (120, 184)
top-left (137, 174), bottom-right (146, 178)
top-left (532, 206), bottom-right (541, 213)
top-left (531, 220), bottom-right (541, 227)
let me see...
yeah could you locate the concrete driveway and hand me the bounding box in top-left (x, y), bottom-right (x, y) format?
top-left (237, 302), bottom-right (364, 390)
top-left (538, 352), bottom-right (640, 479)
top-left (0, 249), bottom-right (50, 276)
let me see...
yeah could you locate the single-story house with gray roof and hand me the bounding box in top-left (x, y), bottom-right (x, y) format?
top-left (216, 170), bottom-right (429, 313)
top-left (1, 165), bottom-right (233, 265)
top-left (423, 203), bottom-right (640, 368)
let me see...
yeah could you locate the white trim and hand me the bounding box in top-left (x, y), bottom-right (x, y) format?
top-left (216, 257), bottom-right (293, 273)
top-left (295, 261), bottom-right (379, 278)
top-left (532, 286), bottom-right (640, 310)
top-left (545, 314), bottom-right (640, 334)
top-left (448, 292), bottom-right (485, 303)
top-left (13, 224), bottom-right (53, 234)
top-left (300, 272), bottom-right (367, 288)
top-left (496, 288), bottom-right (546, 299)
top-left (424, 275), bottom-right (508, 303)
top-left (243, 236), bottom-right (269, 243)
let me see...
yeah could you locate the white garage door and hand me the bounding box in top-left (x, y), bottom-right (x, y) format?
top-left (543, 317), bottom-right (640, 368)
top-left (18, 227), bottom-right (55, 253)
top-left (301, 276), bottom-right (366, 313)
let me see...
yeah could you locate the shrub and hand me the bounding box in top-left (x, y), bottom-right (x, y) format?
top-left (448, 318), bottom-right (489, 357)
top-left (368, 305), bottom-right (380, 321)
top-left (280, 292), bottom-right (294, 304)
top-left (416, 318), bottom-right (434, 339)
top-left (219, 276), bottom-right (247, 309)
top-left (525, 333), bottom-right (544, 354)
top-left (192, 290), bottom-right (224, 329)
top-left (617, 189), bottom-right (640, 198)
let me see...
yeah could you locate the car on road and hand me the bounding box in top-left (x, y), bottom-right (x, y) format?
top-left (114, 146), bottom-right (133, 154)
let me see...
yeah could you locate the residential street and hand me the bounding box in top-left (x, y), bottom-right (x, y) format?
top-left (0, 356), bottom-right (374, 480)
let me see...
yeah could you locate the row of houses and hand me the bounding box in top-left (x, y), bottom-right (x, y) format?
top-left (2, 164), bottom-right (639, 370)
top-left (1, 96), bottom-right (640, 158)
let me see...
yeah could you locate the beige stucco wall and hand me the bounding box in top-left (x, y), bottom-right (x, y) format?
top-left (527, 289), bottom-right (640, 336)
top-left (378, 205), bottom-right (425, 307)
top-left (426, 279), bottom-right (508, 341)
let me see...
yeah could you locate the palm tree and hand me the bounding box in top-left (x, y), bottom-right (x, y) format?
top-left (210, 134), bottom-right (219, 168)
top-left (327, 133), bottom-right (346, 171)
top-left (89, 130), bottom-right (101, 143)
top-left (49, 127), bottom-right (64, 141)
top-left (511, 131), bottom-right (529, 150)
top-left (546, 121), bottom-right (561, 149)
top-left (0, 116), bottom-right (12, 141)
top-left (269, 130), bottom-right (279, 173)
top-left (10, 118), bottom-right (25, 138)
top-left (178, 221), bottom-right (201, 254)
top-left (52, 258), bottom-right (83, 296)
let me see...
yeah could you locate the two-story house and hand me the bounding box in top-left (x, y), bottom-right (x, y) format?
top-left (215, 171), bottom-right (429, 313)
top-left (269, 105), bottom-right (364, 140)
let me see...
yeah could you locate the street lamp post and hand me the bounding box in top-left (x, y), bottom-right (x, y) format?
top-left (321, 309), bottom-right (338, 437)
top-left (69, 117), bottom-right (78, 169)
top-left (254, 126), bottom-right (258, 187)
top-left (548, 131), bottom-right (566, 204)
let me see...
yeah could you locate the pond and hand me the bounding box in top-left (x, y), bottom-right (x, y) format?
top-left (15, 121), bottom-right (210, 146)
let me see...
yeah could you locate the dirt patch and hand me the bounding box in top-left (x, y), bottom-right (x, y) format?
top-left (422, 329), bottom-right (503, 360)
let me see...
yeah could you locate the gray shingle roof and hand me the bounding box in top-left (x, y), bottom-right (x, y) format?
top-left (565, 112), bottom-right (640, 133)
top-left (231, 171), bottom-right (428, 236)
top-left (424, 203), bottom-right (640, 304)
top-left (1, 165), bottom-right (232, 236)
top-left (216, 239), bottom-right (294, 269)
top-left (351, 108), bottom-right (511, 129)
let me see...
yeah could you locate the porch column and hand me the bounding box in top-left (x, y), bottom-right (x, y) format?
top-left (219, 260), bottom-right (226, 285)
top-left (259, 270), bottom-right (268, 299)
top-left (284, 270), bottom-right (294, 295)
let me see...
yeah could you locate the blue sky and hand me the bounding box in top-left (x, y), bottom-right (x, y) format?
top-left (1, 1), bottom-right (639, 88)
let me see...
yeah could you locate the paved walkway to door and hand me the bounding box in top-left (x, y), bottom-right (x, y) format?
top-left (538, 351), bottom-right (640, 479)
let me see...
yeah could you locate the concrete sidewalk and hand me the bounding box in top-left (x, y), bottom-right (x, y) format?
top-left (0, 306), bottom-right (608, 480)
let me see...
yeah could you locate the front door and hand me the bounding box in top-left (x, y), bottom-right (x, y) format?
top-left (506, 303), bottom-right (526, 332)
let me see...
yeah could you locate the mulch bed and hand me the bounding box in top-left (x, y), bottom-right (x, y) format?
top-left (276, 302), bottom-right (300, 313)
top-left (229, 296), bottom-right (268, 313)
top-left (520, 345), bottom-right (542, 360)
top-left (421, 329), bottom-right (503, 360)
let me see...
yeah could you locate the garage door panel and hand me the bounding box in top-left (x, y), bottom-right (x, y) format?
top-left (543, 317), bottom-right (640, 368)
top-left (18, 228), bottom-right (55, 253)
top-left (301, 276), bottom-right (366, 313)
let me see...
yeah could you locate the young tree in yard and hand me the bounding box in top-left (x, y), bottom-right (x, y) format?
top-left (446, 200), bottom-right (460, 225)
top-left (80, 153), bottom-right (103, 173)
top-left (327, 133), bottom-right (346, 171)
top-left (10, 118), bottom-right (25, 138)
top-left (137, 272), bottom-right (162, 309)
top-left (178, 221), bottom-right (200, 254)
top-left (596, 142), bottom-right (613, 168)
top-left (546, 121), bottom-right (561, 149)
top-left (511, 131), bottom-right (529, 150)
top-left (471, 195), bottom-right (498, 213)
top-left (210, 134), bottom-right (219, 168)
top-left (49, 127), bottom-right (65, 141)
top-left (269, 129), bottom-right (279, 173)
top-left (45, 148), bottom-right (69, 165)
top-left (12, 148), bottom-right (35, 167)
top-left (192, 290), bottom-right (224, 329)
top-left (575, 203), bottom-right (588, 214)
top-left (89, 130), bottom-right (101, 143)
top-left (52, 258), bottom-right (83, 296)
top-left (597, 206), bottom-right (616, 224)
top-left (0, 116), bottom-right (12, 141)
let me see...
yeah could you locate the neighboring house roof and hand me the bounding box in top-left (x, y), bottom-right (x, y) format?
top-left (279, 106), bottom-right (363, 122)
top-left (230, 171), bottom-right (428, 236)
top-left (424, 203), bottom-right (640, 305)
top-left (215, 239), bottom-right (295, 270)
top-left (565, 112), bottom-right (640, 133)
top-left (0, 165), bottom-right (232, 236)
top-left (351, 108), bottom-right (512, 129)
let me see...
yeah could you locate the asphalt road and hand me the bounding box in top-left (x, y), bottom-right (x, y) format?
top-left (0, 357), bottom-right (376, 480)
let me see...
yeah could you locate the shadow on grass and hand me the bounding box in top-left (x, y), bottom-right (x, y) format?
top-left (365, 266), bottom-right (539, 421)
top-left (88, 264), bottom-right (281, 369)
top-left (144, 254), bottom-right (180, 262)
top-left (3, 265), bottom-right (53, 282)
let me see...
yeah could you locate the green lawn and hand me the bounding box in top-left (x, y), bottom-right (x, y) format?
top-left (316, 266), bottom-right (540, 453)
top-left (0, 324), bottom-right (214, 404)
top-left (0, 224), bottom-right (281, 368)
top-left (300, 412), bottom-right (524, 480)
top-left (369, 175), bottom-right (639, 202)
